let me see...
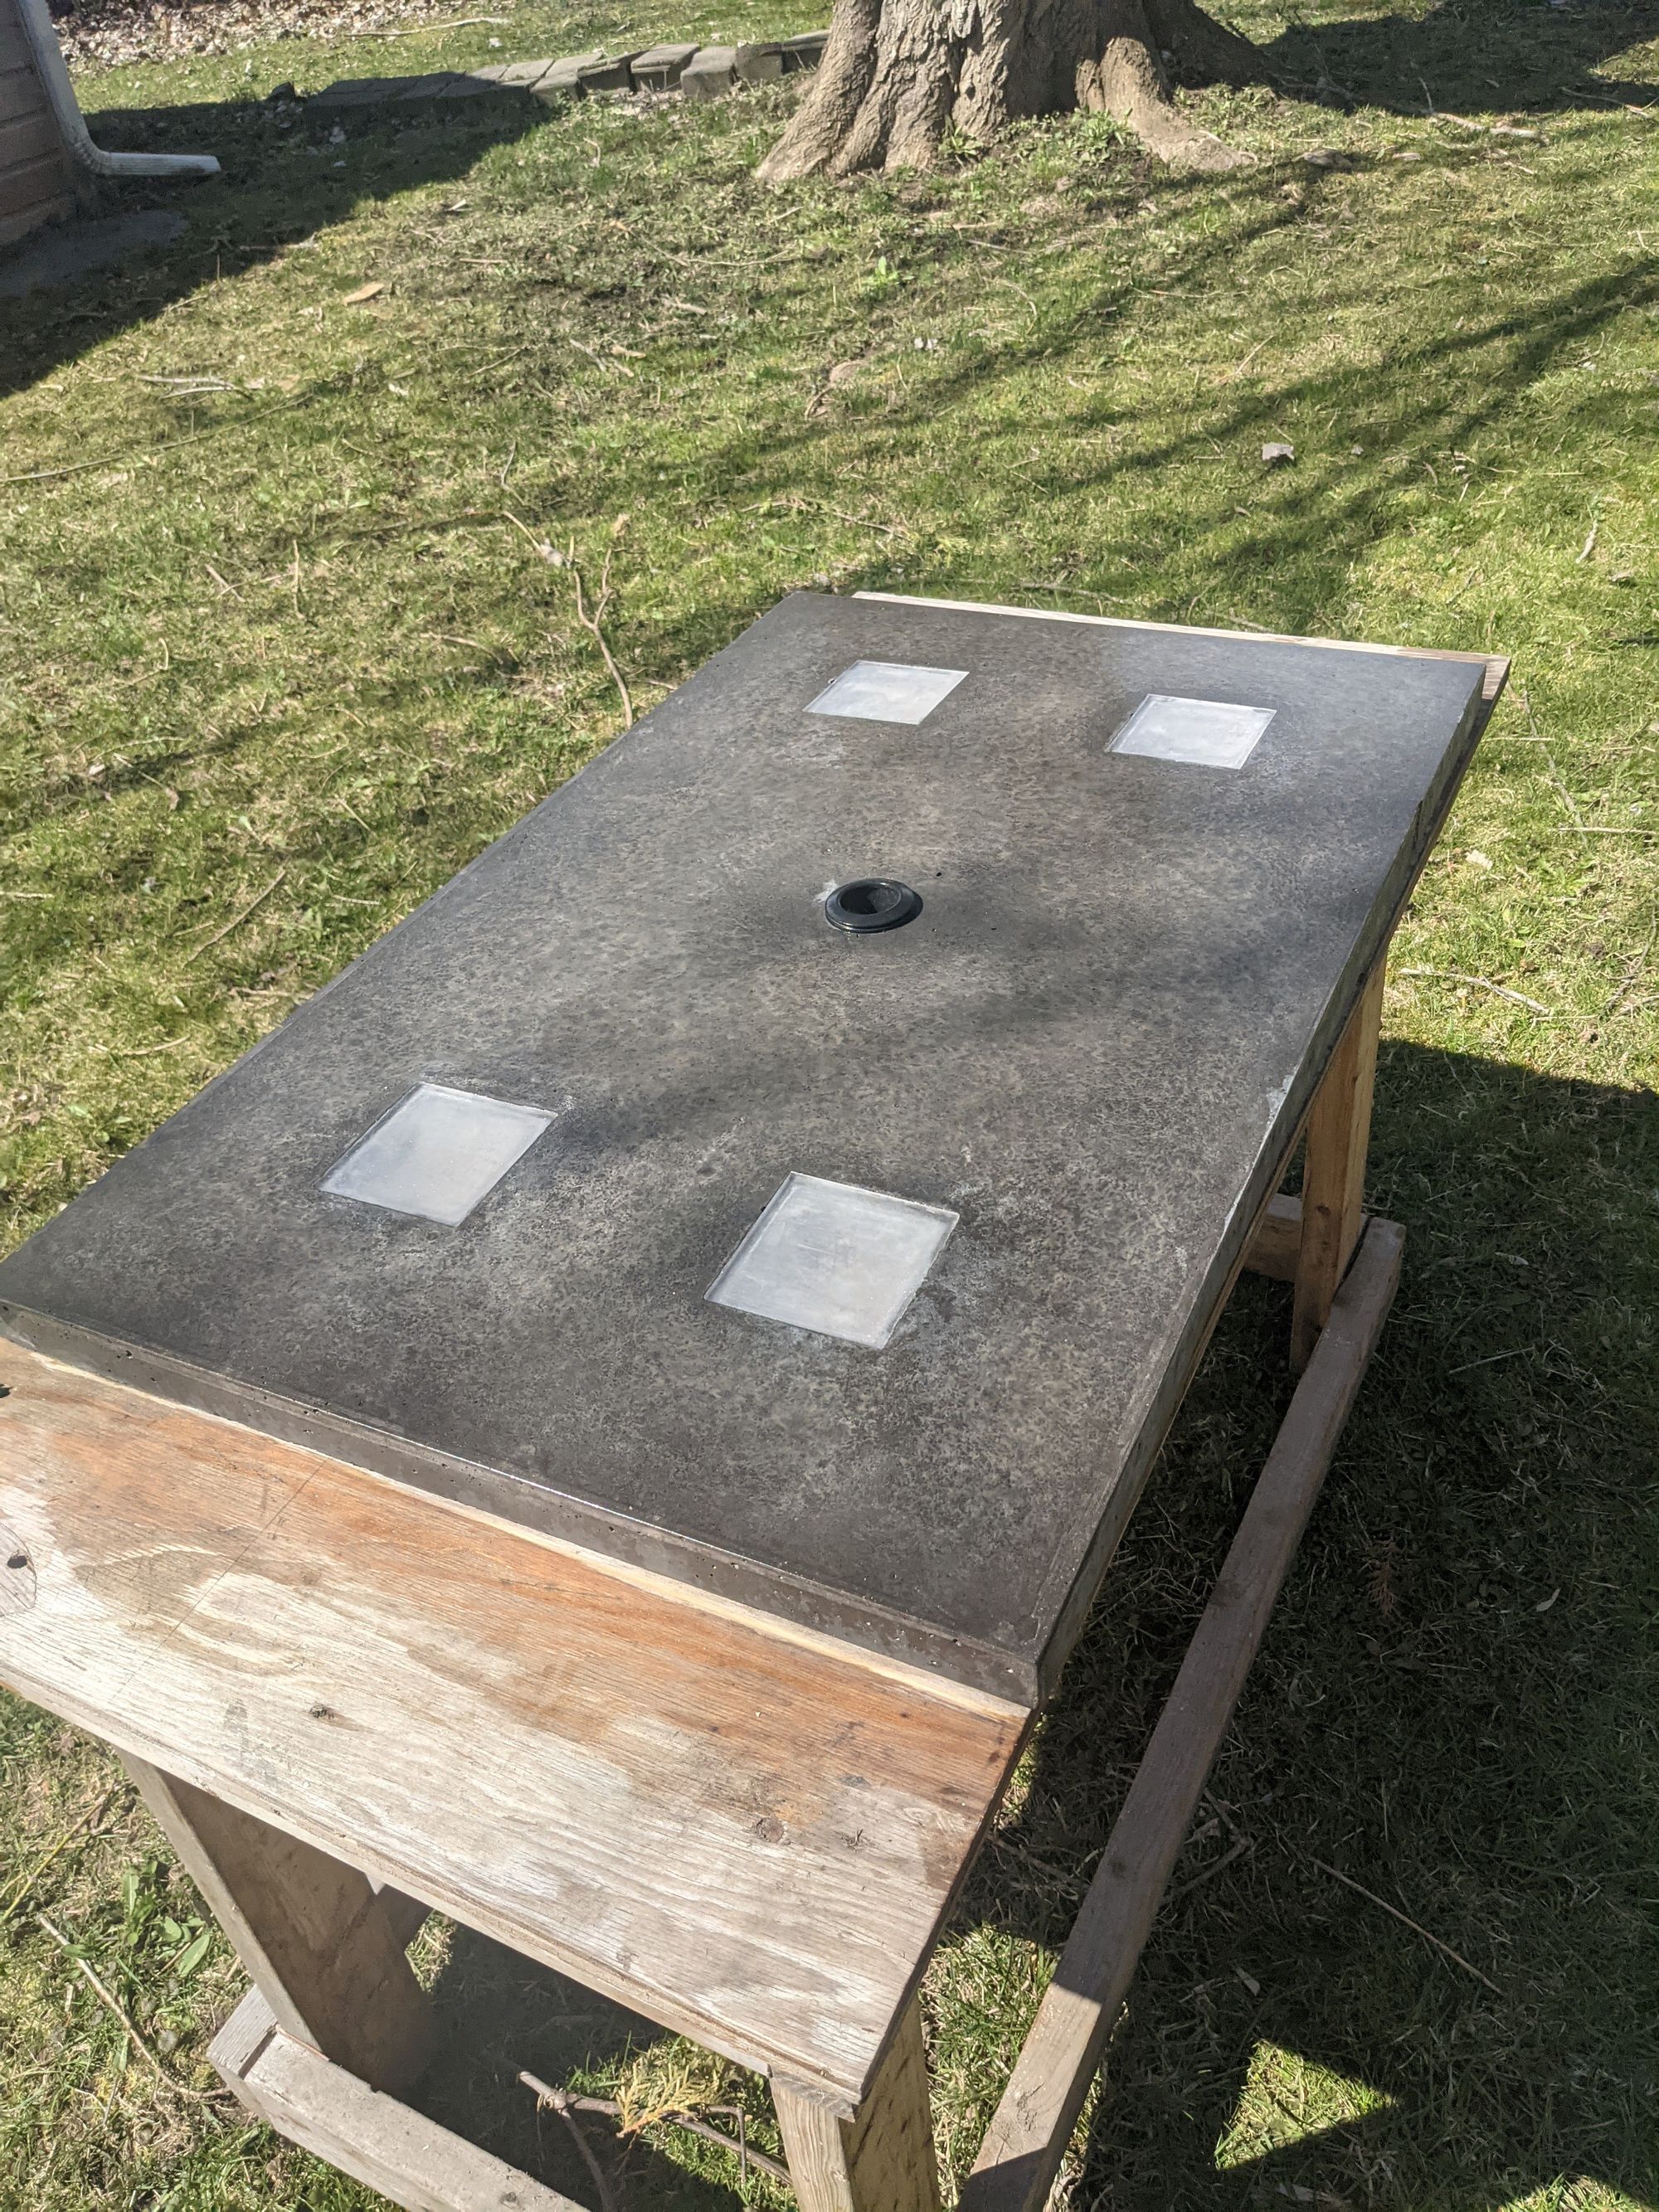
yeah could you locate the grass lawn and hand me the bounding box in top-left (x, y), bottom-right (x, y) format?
top-left (2, 0), bottom-right (1657, 2202)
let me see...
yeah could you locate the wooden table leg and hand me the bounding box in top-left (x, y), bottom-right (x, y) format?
top-left (125, 1757), bottom-right (435, 2094)
top-left (774, 1995), bottom-right (941, 2212)
top-left (1291, 957), bottom-right (1386, 1372)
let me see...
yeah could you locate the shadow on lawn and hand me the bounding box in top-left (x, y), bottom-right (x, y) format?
top-left (1253, 0), bottom-right (1659, 120)
top-left (0, 84), bottom-right (551, 401)
top-left (604, 226), bottom-right (1655, 689)
top-left (975, 1043), bottom-right (1658, 2209)
top-left (408, 1924), bottom-right (757, 2210)
top-left (4, 0), bottom-right (1656, 406)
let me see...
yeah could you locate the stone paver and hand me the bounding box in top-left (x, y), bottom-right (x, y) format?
top-left (309, 31), bottom-right (822, 113)
top-left (493, 57), bottom-right (561, 88)
top-left (680, 41), bottom-right (782, 98)
top-left (632, 41), bottom-right (699, 90)
top-left (523, 51), bottom-right (602, 95)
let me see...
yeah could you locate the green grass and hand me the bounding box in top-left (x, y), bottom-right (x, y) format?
top-left (2, 0), bottom-right (1657, 2203)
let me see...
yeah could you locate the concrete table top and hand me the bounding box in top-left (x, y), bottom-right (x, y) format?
top-left (0, 591), bottom-right (1487, 1701)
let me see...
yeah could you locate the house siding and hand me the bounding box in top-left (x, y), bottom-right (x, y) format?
top-left (0, 0), bottom-right (75, 252)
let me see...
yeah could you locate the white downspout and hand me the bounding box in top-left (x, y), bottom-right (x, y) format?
top-left (16, 0), bottom-right (220, 178)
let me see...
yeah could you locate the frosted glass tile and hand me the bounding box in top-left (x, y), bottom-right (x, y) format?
top-left (807, 659), bottom-right (968, 726)
top-left (322, 1082), bottom-right (552, 1226)
top-left (708, 1173), bottom-right (957, 1349)
top-left (1110, 693), bottom-right (1275, 771)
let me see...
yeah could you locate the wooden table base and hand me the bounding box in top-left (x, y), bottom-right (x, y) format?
top-left (178, 1210), bottom-right (1404, 2212)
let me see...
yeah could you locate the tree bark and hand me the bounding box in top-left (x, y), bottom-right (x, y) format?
top-left (757, 0), bottom-right (1266, 181)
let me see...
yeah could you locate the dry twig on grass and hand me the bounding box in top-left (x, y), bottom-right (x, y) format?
top-left (1397, 965), bottom-right (1553, 1015)
top-left (1307, 1858), bottom-right (1502, 1992)
top-left (185, 869), bottom-right (287, 963)
top-left (0, 1787), bottom-right (119, 1923)
top-left (504, 513), bottom-right (635, 729)
top-left (518, 2070), bottom-right (794, 2191)
top-left (520, 2072), bottom-right (621, 2211)
top-left (572, 552), bottom-right (635, 730)
top-left (33, 1914), bottom-right (224, 2099)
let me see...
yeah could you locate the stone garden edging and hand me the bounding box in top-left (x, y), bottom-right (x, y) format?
top-left (309, 30), bottom-right (826, 112)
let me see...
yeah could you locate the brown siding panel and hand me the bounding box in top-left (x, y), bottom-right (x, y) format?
top-left (0, 63), bottom-right (49, 123)
top-left (0, 105), bottom-right (57, 169)
top-left (0, 0), bottom-right (74, 250)
top-left (0, 9), bottom-right (36, 69)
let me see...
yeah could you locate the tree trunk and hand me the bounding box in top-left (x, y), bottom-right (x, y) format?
top-left (757, 0), bottom-right (1266, 181)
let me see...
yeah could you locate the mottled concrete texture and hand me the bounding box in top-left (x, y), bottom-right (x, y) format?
top-left (0, 593), bottom-right (1486, 1699)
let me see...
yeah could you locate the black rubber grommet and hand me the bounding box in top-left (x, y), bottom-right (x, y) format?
top-left (825, 878), bottom-right (922, 934)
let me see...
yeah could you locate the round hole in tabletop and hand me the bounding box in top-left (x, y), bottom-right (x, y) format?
top-left (824, 878), bottom-right (922, 934)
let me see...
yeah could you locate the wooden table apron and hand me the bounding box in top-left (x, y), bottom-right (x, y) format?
top-left (0, 629), bottom-right (1510, 2212)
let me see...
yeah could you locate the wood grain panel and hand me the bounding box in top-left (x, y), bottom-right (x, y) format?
top-left (0, 143), bottom-right (65, 210)
top-left (0, 6), bottom-right (36, 74)
top-left (1292, 959), bottom-right (1385, 1368)
top-left (776, 1996), bottom-right (941, 2211)
top-left (0, 43), bottom-right (47, 118)
top-left (0, 1342), bottom-right (1027, 2107)
top-left (128, 1758), bottom-right (435, 2093)
top-left (0, 107), bottom-right (59, 170)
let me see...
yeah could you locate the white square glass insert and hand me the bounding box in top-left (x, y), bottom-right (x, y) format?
top-left (1110, 693), bottom-right (1276, 771)
top-left (322, 1082), bottom-right (553, 1226)
top-left (707, 1173), bottom-right (958, 1349)
top-left (806, 659), bottom-right (968, 726)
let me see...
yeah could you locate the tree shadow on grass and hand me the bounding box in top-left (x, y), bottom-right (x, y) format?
top-left (956, 1043), bottom-right (1657, 2209)
top-left (7, 0), bottom-right (1657, 410)
top-left (498, 213), bottom-right (1654, 763)
top-left (0, 83), bottom-right (554, 402)
top-left (1253, 0), bottom-right (1659, 122)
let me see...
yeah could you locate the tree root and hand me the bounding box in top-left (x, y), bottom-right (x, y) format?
top-left (757, 0), bottom-right (1266, 182)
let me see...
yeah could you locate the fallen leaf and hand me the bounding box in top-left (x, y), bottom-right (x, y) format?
top-left (1535, 1587), bottom-right (1560, 1612)
top-left (343, 281), bottom-right (384, 305)
top-left (827, 358), bottom-right (862, 387)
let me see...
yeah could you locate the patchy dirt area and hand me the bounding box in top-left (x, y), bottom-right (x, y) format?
top-left (51, 0), bottom-right (482, 69)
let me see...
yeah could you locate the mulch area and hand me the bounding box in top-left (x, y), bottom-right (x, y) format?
top-left (51, 0), bottom-right (478, 70)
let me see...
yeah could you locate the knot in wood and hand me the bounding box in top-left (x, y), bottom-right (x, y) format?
top-left (0, 1523), bottom-right (36, 1616)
